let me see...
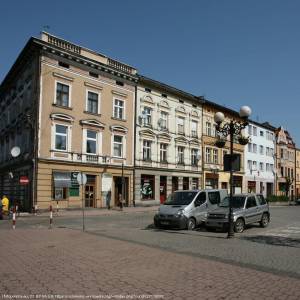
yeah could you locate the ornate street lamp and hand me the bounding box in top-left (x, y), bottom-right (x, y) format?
top-left (214, 106), bottom-right (252, 238)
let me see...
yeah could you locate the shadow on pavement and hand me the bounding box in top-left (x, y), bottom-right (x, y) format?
top-left (241, 235), bottom-right (300, 248)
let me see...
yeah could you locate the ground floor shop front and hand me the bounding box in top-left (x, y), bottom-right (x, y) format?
top-left (245, 176), bottom-right (274, 198)
top-left (37, 160), bottom-right (134, 210)
top-left (204, 171), bottom-right (244, 194)
top-left (134, 169), bottom-right (202, 205)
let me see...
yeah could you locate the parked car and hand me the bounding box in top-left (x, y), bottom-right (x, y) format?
top-left (153, 189), bottom-right (228, 230)
top-left (205, 194), bottom-right (270, 233)
top-left (295, 199), bottom-right (300, 205)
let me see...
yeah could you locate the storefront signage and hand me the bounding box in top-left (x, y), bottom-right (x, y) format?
top-left (102, 173), bottom-right (112, 192)
top-left (71, 172), bottom-right (80, 187)
top-left (19, 176), bottom-right (29, 185)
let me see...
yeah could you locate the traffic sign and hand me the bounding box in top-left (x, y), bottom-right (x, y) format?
top-left (20, 176), bottom-right (29, 185)
top-left (77, 173), bottom-right (87, 185)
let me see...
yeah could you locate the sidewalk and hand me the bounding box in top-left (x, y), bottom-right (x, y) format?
top-left (33, 205), bottom-right (160, 217)
top-left (0, 228), bottom-right (299, 299)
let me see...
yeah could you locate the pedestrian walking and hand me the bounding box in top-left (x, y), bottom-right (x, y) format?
top-left (106, 191), bottom-right (111, 210)
top-left (119, 193), bottom-right (123, 211)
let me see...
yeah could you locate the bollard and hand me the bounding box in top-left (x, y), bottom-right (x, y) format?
top-left (56, 201), bottom-right (59, 213)
top-left (49, 205), bottom-right (53, 229)
top-left (12, 206), bottom-right (16, 230)
top-left (34, 205), bottom-right (38, 216)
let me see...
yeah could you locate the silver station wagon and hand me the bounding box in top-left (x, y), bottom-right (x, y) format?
top-left (205, 194), bottom-right (270, 233)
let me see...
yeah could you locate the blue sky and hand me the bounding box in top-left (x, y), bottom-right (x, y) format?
top-left (0, 0), bottom-right (299, 144)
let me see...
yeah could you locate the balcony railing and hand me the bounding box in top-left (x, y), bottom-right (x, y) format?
top-left (108, 58), bottom-right (135, 74)
top-left (48, 35), bottom-right (81, 54)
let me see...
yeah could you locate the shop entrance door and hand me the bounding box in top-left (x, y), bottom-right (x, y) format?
top-left (114, 177), bottom-right (129, 206)
top-left (160, 176), bottom-right (167, 203)
top-left (85, 184), bottom-right (95, 207)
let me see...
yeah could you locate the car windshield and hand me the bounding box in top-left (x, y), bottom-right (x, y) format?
top-left (219, 196), bottom-right (246, 208)
top-left (164, 191), bottom-right (198, 205)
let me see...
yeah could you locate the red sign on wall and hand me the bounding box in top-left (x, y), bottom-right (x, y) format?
top-left (20, 176), bottom-right (29, 185)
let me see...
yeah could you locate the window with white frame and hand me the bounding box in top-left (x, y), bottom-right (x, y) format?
top-left (205, 148), bottom-right (211, 163)
top-left (143, 107), bottom-right (152, 127)
top-left (252, 161), bottom-right (257, 170)
top-left (86, 130), bottom-right (97, 154)
top-left (259, 162), bottom-right (264, 171)
top-left (259, 145), bottom-right (264, 155)
top-left (54, 124), bottom-right (68, 151)
top-left (248, 125), bottom-right (252, 135)
top-left (143, 140), bottom-right (151, 161)
top-left (87, 91), bottom-right (99, 114)
top-left (191, 149), bottom-right (198, 166)
top-left (177, 117), bottom-right (185, 134)
top-left (113, 135), bottom-right (123, 157)
top-left (260, 130), bottom-right (264, 137)
top-left (160, 143), bottom-right (168, 163)
top-left (113, 99), bottom-right (124, 119)
top-left (248, 143), bottom-right (252, 152)
top-left (191, 120), bottom-right (198, 137)
top-left (56, 82), bottom-right (70, 107)
top-left (178, 146), bottom-right (184, 164)
top-left (253, 126), bottom-right (257, 136)
top-left (206, 122), bottom-right (212, 136)
top-left (160, 111), bottom-right (168, 130)
top-left (213, 149), bottom-right (218, 164)
top-left (253, 144), bottom-right (257, 153)
top-left (247, 160), bottom-right (252, 170)
top-left (266, 147), bottom-right (270, 156)
top-left (266, 163), bottom-right (270, 172)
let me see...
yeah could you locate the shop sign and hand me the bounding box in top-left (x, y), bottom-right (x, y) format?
top-left (71, 172), bottom-right (80, 187)
top-left (20, 176), bottom-right (29, 185)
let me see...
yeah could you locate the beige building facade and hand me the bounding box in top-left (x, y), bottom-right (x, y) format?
top-left (295, 148), bottom-right (300, 198)
top-left (0, 32), bottom-right (138, 211)
top-left (202, 101), bottom-right (245, 193)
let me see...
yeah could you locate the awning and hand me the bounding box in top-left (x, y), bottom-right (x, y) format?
top-left (53, 172), bottom-right (71, 188)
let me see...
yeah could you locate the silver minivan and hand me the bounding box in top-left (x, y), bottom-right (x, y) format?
top-left (153, 189), bottom-right (228, 230)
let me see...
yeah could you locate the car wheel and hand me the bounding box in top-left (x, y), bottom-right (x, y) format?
top-left (187, 218), bottom-right (196, 230)
top-left (234, 218), bottom-right (245, 233)
top-left (260, 213), bottom-right (269, 228)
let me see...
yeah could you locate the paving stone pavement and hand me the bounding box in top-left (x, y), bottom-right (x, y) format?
top-left (0, 228), bottom-right (299, 300)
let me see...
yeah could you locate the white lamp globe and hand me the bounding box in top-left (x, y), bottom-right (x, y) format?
top-left (214, 112), bottom-right (225, 124)
top-left (239, 106), bottom-right (252, 118)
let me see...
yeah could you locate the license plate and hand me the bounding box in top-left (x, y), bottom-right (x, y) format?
top-left (160, 221), bottom-right (169, 225)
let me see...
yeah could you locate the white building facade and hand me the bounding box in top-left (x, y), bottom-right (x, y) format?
top-left (135, 76), bottom-right (203, 205)
top-left (244, 121), bottom-right (276, 197)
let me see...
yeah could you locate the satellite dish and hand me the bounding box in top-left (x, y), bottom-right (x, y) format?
top-left (11, 146), bottom-right (21, 158)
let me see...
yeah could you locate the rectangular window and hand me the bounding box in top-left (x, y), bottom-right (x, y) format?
top-left (56, 82), bottom-right (69, 107)
top-left (205, 148), bottom-right (211, 163)
top-left (266, 163), bottom-right (270, 172)
top-left (143, 140), bottom-right (151, 161)
top-left (191, 121), bottom-right (198, 137)
top-left (259, 162), bottom-right (264, 171)
top-left (248, 143), bottom-right (252, 152)
top-left (191, 149), bottom-right (198, 166)
top-left (160, 111), bottom-right (168, 130)
top-left (160, 143), bottom-right (167, 163)
top-left (248, 160), bottom-right (252, 170)
top-left (248, 125), bottom-right (252, 135)
top-left (86, 130), bottom-right (97, 154)
top-left (213, 149), bottom-right (218, 164)
top-left (113, 135), bottom-right (123, 157)
top-left (178, 146), bottom-right (184, 164)
top-left (177, 117), bottom-right (185, 134)
top-left (143, 107), bottom-right (152, 126)
top-left (87, 91), bottom-right (99, 114)
top-left (55, 124), bottom-right (68, 151)
top-left (259, 145), bottom-right (264, 155)
top-left (253, 144), bottom-right (257, 153)
top-left (206, 122), bottom-right (211, 136)
top-left (253, 126), bottom-right (257, 136)
top-left (113, 99), bottom-right (124, 119)
top-left (253, 161), bottom-right (257, 170)
top-left (53, 187), bottom-right (67, 200)
top-left (260, 130), bottom-right (264, 137)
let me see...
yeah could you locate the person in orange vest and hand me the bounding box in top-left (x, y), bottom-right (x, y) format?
top-left (1, 195), bottom-right (9, 216)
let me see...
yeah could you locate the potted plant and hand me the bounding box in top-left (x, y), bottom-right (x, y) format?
top-left (215, 137), bottom-right (226, 148)
top-left (238, 135), bottom-right (250, 145)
